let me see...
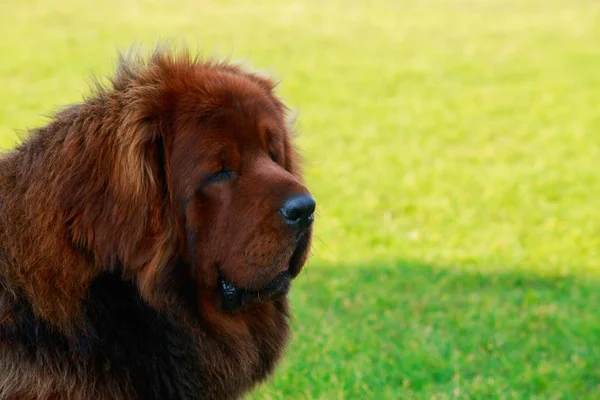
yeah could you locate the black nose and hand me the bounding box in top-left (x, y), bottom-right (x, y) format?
top-left (279, 194), bottom-right (316, 228)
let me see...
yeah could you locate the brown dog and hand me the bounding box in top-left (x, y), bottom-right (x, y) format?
top-left (0, 47), bottom-right (315, 399)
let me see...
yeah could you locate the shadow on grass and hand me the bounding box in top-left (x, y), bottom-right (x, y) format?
top-left (250, 260), bottom-right (600, 399)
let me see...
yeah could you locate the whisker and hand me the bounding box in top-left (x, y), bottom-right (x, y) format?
top-left (302, 262), bottom-right (311, 283)
top-left (313, 234), bottom-right (327, 246)
top-left (310, 234), bottom-right (331, 259)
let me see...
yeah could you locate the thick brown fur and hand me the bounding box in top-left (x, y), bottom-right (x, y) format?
top-left (0, 46), bottom-right (314, 399)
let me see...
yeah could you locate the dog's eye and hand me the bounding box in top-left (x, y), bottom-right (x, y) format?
top-left (206, 168), bottom-right (233, 184)
top-left (270, 152), bottom-right (278, 163)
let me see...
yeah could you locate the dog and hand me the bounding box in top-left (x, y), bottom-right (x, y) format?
top-left (0, 46), bottom-right (315, 399)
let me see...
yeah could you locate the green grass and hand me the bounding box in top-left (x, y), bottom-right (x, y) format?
top-left (1, 0), bottom-right (600, 398)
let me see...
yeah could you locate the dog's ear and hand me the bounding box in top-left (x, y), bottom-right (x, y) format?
top-left (109, 53), bottom-right (187, 307)
top-left (59, 75), bottom-right (179, 309)
top-left (125, 124), bottom-right (181, 308)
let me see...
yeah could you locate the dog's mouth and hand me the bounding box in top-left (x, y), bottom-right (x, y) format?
top-left (219, 234), bottom-right (310, 312)
top-left (219, 270), bottom-right (292, 312)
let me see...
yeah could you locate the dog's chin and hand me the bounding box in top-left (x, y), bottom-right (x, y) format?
top-left (218, 233), bottom-right (311, 312)
top-left (219, 270), bottom-right (292, 312)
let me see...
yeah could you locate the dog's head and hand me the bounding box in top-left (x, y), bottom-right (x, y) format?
top-left (62, 49), bottom-right (314, 314)
top-left (168, 64), bottom-right (314, 311)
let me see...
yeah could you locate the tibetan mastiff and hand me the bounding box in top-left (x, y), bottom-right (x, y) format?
top-left (0, 46), bottom-right (315, 400)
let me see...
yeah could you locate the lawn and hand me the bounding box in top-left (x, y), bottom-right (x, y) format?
top-left (1, 0), bottom-right (599, 398)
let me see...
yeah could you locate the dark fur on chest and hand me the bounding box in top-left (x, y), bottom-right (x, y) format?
top-left (0, 273), bottom-right (207, 399)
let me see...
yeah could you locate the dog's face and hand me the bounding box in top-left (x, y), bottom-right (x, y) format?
top-left (165, 72), bottom-right (314, 311)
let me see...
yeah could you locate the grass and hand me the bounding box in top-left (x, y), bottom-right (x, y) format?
top-left (1, 0), bottom-right (600, 398)
top-left (261, 263), bottom-right (599, 399)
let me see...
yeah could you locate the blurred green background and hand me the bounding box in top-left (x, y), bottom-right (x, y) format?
top-left (1, 0), bottom-right (599, 398)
